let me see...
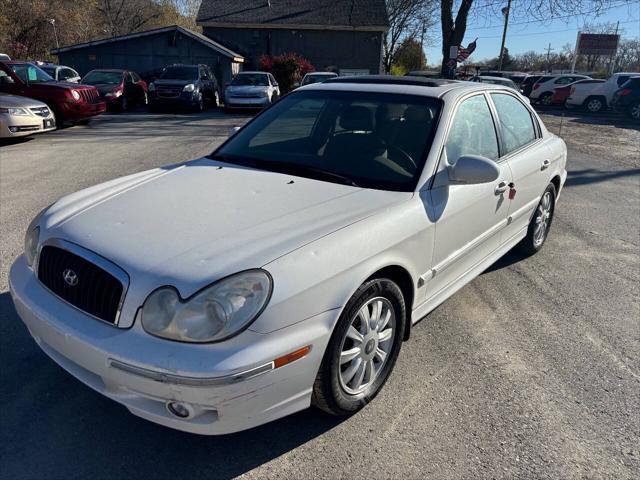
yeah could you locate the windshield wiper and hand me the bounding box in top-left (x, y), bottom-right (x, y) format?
top-left (208, 154), bottom-right (359, 187)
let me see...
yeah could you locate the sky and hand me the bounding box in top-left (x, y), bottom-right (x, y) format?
top-left (424, 0), bottom-right (640, 64)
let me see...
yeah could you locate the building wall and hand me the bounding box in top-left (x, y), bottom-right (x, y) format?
top-left (56, 30), bottom-right (241, 84)
top-left (203, 27), bottom-right (383, 74)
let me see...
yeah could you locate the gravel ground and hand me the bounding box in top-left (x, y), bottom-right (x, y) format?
top-left (0, 109), bottom-right (638, 480)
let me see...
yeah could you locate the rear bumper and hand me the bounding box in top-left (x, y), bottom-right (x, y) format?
top-left (59, 100), bottom-right (106, 121)
top-left (9, 255), bottom-right (334, 435)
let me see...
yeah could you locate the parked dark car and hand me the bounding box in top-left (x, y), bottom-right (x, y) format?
top-left (82, 69), bottom-right (148, 111)
top-left (148, 64), bottom-right (220, 112)
top-left (520, 75), bottom-right (542, 97)
top-left (611, 77), bottom-right (640, 121)
top-left (0, 60), bottom-right (105, 124)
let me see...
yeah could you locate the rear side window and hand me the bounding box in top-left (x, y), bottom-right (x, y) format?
top-left (617, 75), bottom-right (631, 86)
top-left (538, 76), bottom-right (554, 84)
top-left (490, 93), bottom-right (537, 155)
top-left (445, 95), bottom-right (499, 163)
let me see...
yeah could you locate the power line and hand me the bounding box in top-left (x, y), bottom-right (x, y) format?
top-left (466, 0), bottom-right (637, 31)
top-left (474, 19), bottom-right (638, 39)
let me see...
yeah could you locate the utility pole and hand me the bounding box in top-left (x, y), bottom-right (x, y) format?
top-left (49, 19), bottom-right (59, 49)
top-left (545, 43), bottom-right (554, 72)
top-left (419, 19), bottom-right (426, 70)
top-left (609, 20), bottom-right (620, 74)
top-left (497, 0), bottom-right (512, 71)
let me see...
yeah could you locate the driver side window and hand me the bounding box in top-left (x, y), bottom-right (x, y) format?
top-left (445, 95), bottom-right (499, 165)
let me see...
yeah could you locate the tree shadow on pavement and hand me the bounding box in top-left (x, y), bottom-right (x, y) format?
top-left (0, 291), bottom-right (345, 480)
top-left (566, 168), bottom-right (640, 187)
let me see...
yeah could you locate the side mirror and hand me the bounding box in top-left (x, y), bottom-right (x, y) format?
top-left (228, 126), bottom-right (241, 137)
top-left (448, 155), bottom-right (500, 184)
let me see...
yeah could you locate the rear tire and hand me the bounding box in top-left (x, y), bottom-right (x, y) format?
top-left (312, 278), bottom-right (405, 416)
top-left (584, 96), bottom-right (605, 113)
top-left (518, 183), bottom-right (556, 255)
top-left (628, 102), bottom-right (640, 121)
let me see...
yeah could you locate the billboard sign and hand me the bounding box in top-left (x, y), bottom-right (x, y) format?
top-left (576, 33), bottom-right (620, 56)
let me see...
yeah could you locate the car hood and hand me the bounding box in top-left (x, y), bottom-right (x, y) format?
top-left (153, 79), bottom-right (193, 87)
top-left (0, 93), bottom-right (46, 108)
top-left (42, 158), bottom-right (412, 298)
top-left (89, 84), bottom-right (120, 95)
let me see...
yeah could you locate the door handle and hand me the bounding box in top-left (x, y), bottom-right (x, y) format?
top-left (495, 181), bottom-right (509, 195)
top-left (541, 159), bottom-right (551, 170)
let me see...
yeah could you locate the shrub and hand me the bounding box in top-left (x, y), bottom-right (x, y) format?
top-left (259, 53), bottom-right (315, 93)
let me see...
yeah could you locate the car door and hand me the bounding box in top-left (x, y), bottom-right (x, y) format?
top-left (199, 66), bottom-right (212, 99)
top-left (489, 92), bottom-right (551, 241)
top-left (426, 93), bottom-right (513, 298)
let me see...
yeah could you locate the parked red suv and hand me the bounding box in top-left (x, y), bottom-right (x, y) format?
top-left (0, 61), bottom-right (105, 123)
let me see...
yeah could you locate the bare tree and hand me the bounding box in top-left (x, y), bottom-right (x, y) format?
top-left (439, 0), bottom-right (618, 76)
top-left (384, 0), bottom-right (437, 73)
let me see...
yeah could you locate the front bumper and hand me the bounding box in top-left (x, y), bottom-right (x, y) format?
top-left (59, 100), bottom-right (106, 121)
top-left (225, 96), bottom-right (270, 109)
top-left (149, 91), bottom-right (198, 110)
top-left (9, 255), bottom-right (334, 435)
top-left (0, 114), bottom-right (56, 138)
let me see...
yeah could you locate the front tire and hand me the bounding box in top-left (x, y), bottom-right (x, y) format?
top-left (312, 278), bottom-right (406, 416)
top-left (518, 183), bottom-right (556, 255)
top-left (539, 92), bottom-right (553, 106)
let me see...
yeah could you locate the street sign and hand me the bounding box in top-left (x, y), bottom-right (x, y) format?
top-left (576, 33), bottom-right (620, 56)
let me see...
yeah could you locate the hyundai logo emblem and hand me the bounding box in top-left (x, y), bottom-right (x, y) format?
top-left (62, 268), bottom-right (79, 287)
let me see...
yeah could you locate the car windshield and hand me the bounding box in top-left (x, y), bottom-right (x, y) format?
top-left (231, 74), bottom-right (269, 86)
top-left (212, 90), bottom-right (442, 191)
top-left (82, 71), bottom-right (123, 85)
top-left (159, 66), bottom-right (197, 80)
top-left (10, 63), bottom-right (53, 83)
top-left (302, 74), bottom-right (335, 85)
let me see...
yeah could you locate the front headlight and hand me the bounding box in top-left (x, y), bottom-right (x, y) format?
top-left (142, 270), bottom-right (272, 343)
top-left (70, 89), bottom-right (81, 101)
top-left (105, 90), bottom-right (122, 98)
top-left (0, 107), bottom-right (30, 116)
top-left (183, 83), bottom-right (196, 92)
top-left (148, 82), bottom-right (156, 91)
top-left (24, 205), bottom-right (51, 268)
top-left (261, 89), bottom-right (270, 98)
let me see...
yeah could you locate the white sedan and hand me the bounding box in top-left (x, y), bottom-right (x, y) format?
top-left (10, 76), bottom-right (567, 435)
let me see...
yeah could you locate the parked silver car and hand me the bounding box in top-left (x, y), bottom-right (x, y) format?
top-left (10, 76), bottom-right (566, 435)
top-left (0, 93), bottom-right (56, 138)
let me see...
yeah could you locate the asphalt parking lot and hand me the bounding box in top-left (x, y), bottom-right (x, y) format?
top-left (0, 109), bottom-right (638, 479)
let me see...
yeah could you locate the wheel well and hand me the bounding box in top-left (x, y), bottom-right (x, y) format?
top-left (550, 175), bottom-right (561, 194)
top-left (585, 95), bottom-right (607, 106)
top-left (367, 265), bottom-right (414, 341)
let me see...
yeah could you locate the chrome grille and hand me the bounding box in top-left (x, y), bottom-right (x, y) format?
top-left (37, 245), bottom-right (125, 325)
top-left (30, 107), bottom-right (50, 117)
top-left (79, 88), bottom-right (100, 103)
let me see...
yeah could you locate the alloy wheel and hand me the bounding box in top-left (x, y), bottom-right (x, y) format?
top-left (587, 98), bottom-right (602, 112)
top-left (541, 93), bottom-right (553, 106)
top-left (533, 191), bottom-right (552, 247)
top-left (630, 103), bottom-right (640, 120)
top-left (338, 297), bottom-right (396, 395)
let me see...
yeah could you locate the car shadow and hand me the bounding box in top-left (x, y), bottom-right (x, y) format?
top-left (0, 291), bottom-right (345, 479)
top-left (536, 106), bottom-right (639, 131)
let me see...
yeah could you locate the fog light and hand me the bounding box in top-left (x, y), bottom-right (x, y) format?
top-left (9, 127), bottom-right (18, 133)
top-left (166, 401), bottom-right (193, 419)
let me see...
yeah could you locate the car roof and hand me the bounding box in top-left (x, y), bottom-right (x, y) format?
top-left (476, 75), bottom-right (513, 82)
top-left (237, 71), bottom-right (269, 75)
top-left (301, 74), bottom-right (507, 99)
top-left (87, 69), bottom-right (125, 72)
